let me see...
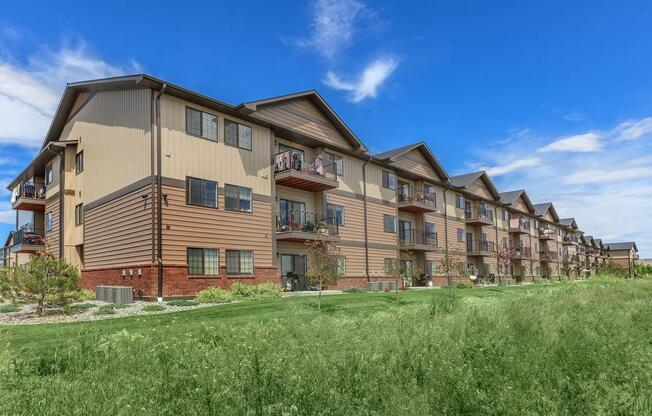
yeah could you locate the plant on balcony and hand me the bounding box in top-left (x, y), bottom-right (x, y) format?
top-left (305, 239), bottom-right (341, 311)
top-left (302, 222), bottom-right (316, 233)
top-left (316, 221), bottom-right (329, 235)
top-left (0, 252), bottom-right (79, 316)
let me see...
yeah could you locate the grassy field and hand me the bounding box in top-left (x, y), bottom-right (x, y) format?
top-left (1, 278), bottom-right (651, 415)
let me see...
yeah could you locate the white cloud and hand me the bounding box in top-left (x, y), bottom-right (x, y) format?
top-left (611, 117), bottom-right (652, 141)
top-left (537, 132), bottom-right (604, 153)
top-left (296, 0), bottom-right (372, 59)
top-left (0, 201), bottom-right (14, 225)
top-left (324, 57), bottom-right (398, 102)
top-left (563, 167), bottom-right (652, 185)
top-left (484, 157), bottom-right (542, 176)
top-left (0, 39), bottom-right (140, 148)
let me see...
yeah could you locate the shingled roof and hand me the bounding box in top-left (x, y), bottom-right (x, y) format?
top-left (605, 242), bottom-right (638, 251)
top-left (450, 171), bottom-right (502, 201)
top-left (499, 189), bottom-right (535, 213)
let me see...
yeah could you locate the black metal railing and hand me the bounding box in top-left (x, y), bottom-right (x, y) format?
top-left (273, 151), bottom-right (338, 181)
top-left (276, 210), bottom-right (339, 236)
top-left (15, 182), bottom-right (46, 200)
top-left (509, 243), bottom-right (532, 258)
top-left (399, 229), bottom-right (438, 247)
top-left (13, 227), bottom-right (45, 246)
top-left (538, 227), bottom-right (555, 238)
top-left (563, 235), bottom-right (579, 244)
top-left (467, 239), bottom-right (495, 253)
top-left (465, 206), bottom-right (494, 223)
top-left (397, 184), bottom-right (437, 207)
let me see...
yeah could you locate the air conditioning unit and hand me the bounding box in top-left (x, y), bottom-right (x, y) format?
top-left (96, 286), bottom-right (133, 304)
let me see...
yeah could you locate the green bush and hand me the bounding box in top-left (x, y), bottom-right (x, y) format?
top-left (229, 282), bottom-right (256, 299)
top-left (167, 300), bottom-right (200, 307)
top-left (69, 303), bottom-right (97, 311)
top-left (94, 305), bottom-right (117, 315)
top-left (343, 287), bottom-right (365, 294)
top-left (196, 287), bottom-right (233, 304)
top-left (455, 281), bottom-right (473, 289)
top-left (0, 304), bottom-right (21, 313)
top-left (69, 289), bottom-right (96, 302)
top-left (251, 282), bottom-right (283, 300)
top-left (142, 304), bottom-right (166, 312)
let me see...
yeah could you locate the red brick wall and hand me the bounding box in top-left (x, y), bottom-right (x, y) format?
top-left (81, 264), bottom-right (281, 298)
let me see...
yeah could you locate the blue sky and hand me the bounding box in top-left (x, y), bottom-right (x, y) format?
top-left (1, 0), bottom-right (651, 256)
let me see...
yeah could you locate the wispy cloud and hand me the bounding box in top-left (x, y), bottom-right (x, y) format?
top-left (296, 0), bottom-right (371, 59)
top-left (537, 132), bottom-right (604, 153)
top-left (468, 116), bottom-right (652, 257)
top-left (484, 157), bottom-right (542, 176)
top-left (324, 57), bottom-right (398, 102)
top-left (0, 38), bottom-right (141, 147)
top-left (611, 117), bottom-right (652, 141)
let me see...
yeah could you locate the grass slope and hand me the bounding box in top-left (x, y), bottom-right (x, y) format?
top-left (1, 279), bottom-right (651, 415)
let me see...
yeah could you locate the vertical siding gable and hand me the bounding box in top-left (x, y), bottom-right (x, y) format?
top-left (467, 177), bottom-right (495, 200)
top-left (392, 149), bottom-right (441, 181)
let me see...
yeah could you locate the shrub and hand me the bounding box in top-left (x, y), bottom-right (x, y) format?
top-left (456, 281), bottom-right (473, 289)
top-left (0, 304), bottom-right (21, 313)
top-left (167, 300), bottom-right (199, 307)
top-left (343, 287), bottom-right (365, 294)
top-left (94, 305), bottom-right (117, 315)
top-left (69, 303), bottom-right (97, 312)
top-left (196, 287), bottom-right (233, 304)
top-left (142, 304), bottom-right (166, 312)
top-left (70, 289), bottom-right (95, 302)
top-left (229, 282), bottom-right (256, 300)
top-left (252, 282), bottom-right (283, 300)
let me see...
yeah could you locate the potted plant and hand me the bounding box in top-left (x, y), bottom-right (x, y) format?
top-left (317, 221), bottom-right (329, 235)
top-left (302, 222), bottom-right (316, 233)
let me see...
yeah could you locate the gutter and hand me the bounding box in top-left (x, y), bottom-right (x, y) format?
top-left (155, 84), bottom-right (167, 302)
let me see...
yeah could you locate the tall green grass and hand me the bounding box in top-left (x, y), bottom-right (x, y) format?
top-left (1, 279), bottom-right (650, 415)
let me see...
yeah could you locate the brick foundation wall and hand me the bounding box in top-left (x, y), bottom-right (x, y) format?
top-left (82, 264), bottom-right (281, 298)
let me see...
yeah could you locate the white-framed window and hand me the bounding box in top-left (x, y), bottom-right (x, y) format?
top-left (455, 194), bottom-right (465, 209)
top-left (45, 164), bottom-right (53, 185)
top-left (457, 228), bottom-right (466, 242)
top-left (74, 204), bottom-right (83, 226)
top-left (75, 151), bottom-right (84, 174)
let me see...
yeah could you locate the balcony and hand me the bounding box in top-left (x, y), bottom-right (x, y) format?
top-left (10, 227), bottom-right (46, 254)
top-left (12, 182), bottom-right (46, 211)
top-left (509, 218), bottom-right (530, 234)
top-left (563, 236), bottom-right (579, 245)
top-left (397, 186), bottom-right (437, 213)
top-left (538, 228), bottom-right (555, 240)
top-left (509, 244), bottom-right (532, 260)
top-left (465, 206), bottom-right (494, 226)
top-left (273, 151), bottom-right (339, 192)
top-left (399, 229), bottom-right (439, 251)
top-left (467, 240), bottom-right (495, 257)
top-left (540, 250), bottom-right (559, 262)
top-left (275, 210), bottom-right (340, 243)
top-left (563, 254), bottom-right (580, 264)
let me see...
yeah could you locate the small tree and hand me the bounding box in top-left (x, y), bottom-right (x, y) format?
top-left (0, 252), bottom-right (79, 316)
top-left (497, 241), bottom-right (511, 282)
top-left (305, 239), bottom-right (341, 311)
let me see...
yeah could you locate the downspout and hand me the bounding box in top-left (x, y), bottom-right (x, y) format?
top-left (149, 90), bottom-right (156, 267)
top-left (443, 186), bottom-right (451, 284)
top-left (494, 205), bottom-right (499, 281)
top-left (155, 84), bottom-right (167, 302)
top-left (362, 156), bottom-right (372, 279)
top-left (58, 148), bottom-right (65, 260)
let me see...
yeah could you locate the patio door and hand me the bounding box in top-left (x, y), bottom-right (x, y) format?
top-left (279, 199), bottom-right (306, 230)
top-left (399, 220), bottom-right (412, 244)
top-left (281, 254), bottom-right (307, 291)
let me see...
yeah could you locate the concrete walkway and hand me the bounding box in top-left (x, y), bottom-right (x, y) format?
top-left (282, 290), bottom-right (345, 297)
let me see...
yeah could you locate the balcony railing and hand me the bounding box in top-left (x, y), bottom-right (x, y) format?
top-left (399, 229), bottom-right (438, 248)
top-left (563, 235), bottom-right (579, 244)
top-left (509, 243), bottom-right (532, 259)
top-left (465, 206), bottom-right (494, 225)
top-left (397, 184), bottom-right (437, 213)
top-left (12, 182), bottom-right (46, 211)
top-left (540, 250), bottom-right (559, 262)
top-left (276, 210), bottom-right (339, 237)
top-left (11, 227), bottom-right (45, 252)
top-left (15, 182), bottom-right (46, 199)
top-left (467, 239), bottom-right (495, 254)
top-left (538, 227), bottom-right (555, 239)
top-left (563, 254), bottom-right (580, 263)
top-left (509, 218), bottom-right (530, 233)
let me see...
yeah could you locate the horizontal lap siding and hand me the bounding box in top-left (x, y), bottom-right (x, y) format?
top-left (368, 247), bottom-right (397, 276)
top-left (326, 193), bottom-right (364, 243)
top-left (162, 185), bottom-right (273, 267)
top-left (254, 99), bottom-right (352, 150)
top-left (84, 186), bottom-right (152, 269)
top-left (367, 201), bottom-right (397, 246)
top-left (45, 196), bottom-right (60, 256)
top-left (393, 149), bottom-right (441, 181)
top-left (339, 245), bottom-right (366, 276)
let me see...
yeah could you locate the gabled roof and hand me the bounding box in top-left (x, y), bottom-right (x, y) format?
top-left (594, 238), bottom-right (604, 248)
top-left (499, 189), bottom-right (536, 213)
top-left (583, 235), bottom-right (594, 245)
top-left (241, 90), bottom-right (367, 152)
top-left (532, 202), bottom-right (560, 222)
top-left (605, 242), bottom-right (638, 252)
top-left (3, 231), bottom-right (14, 248)
top-left (450, 171), bottom-right (502, 201)
top-left (559, 218), bottom-right (578, 229)
top-left (373, 141), bottom-right (451, 183)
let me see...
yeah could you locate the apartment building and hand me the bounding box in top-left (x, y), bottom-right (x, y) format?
top-left (532, 203), bottom-right (563, 279)
top-left (605, 242), bottom-right (639, 276)
top-left (4, 74), bottom-right (637, 296)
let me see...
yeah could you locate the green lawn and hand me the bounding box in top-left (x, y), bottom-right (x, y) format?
top-left (1, 278), bottom-right (651, 415)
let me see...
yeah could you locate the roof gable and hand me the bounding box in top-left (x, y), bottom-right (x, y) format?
top-left (533, 203), bottom-right (560, 222)
top-left (374, 142), bottom-right (450, 183)
top-left (451, 171), bottom-right (501, 201)
top-left (606, 242), bottom-right (638, 251)
top-left (559, 218), bottom-right (578, 229)
top-left (499, 190), bottom-right (535, 214)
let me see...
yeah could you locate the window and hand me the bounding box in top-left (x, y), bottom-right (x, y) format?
top-left (75, 151), bottom-right (84, 174)
top-left (383, 214), bottom-right (396, 233)
top-left (502, 209), bottom-right (510, 222)
top-left (187, 248), bottom-right (219, 275)
top-left (324, 152), bottom-right (343, 176)
top-left (535, 242), bottom-right (539, 253)
top-left (224, 185), bottom-right (252, 212)
top-left (224, 119), bottom-right (252, 150)
top-left (482, 263), bottom-right (491, 276)
top-left (338, 256), bottom-right (346, 276)
top-left (326, 204), bottom-right (344, 225)
top-left (187, 177), bottom-right (218, 208)
top-left (45, 212), bottom-right (52, 232)
top-left (457, 228), bottom-right (466, 242)
top-left (382, 171), bottom-right (396, 190)
top-left (186, 107), bottom-right (218, 141)
top-left (425, 260), bottom-right (437, 275)
top-left (45, 164), bottom-right (53, 185)
top-left (226, 250), bottom-right (254, 275)
top-left (455, 194), bottom-right (465, 209)
top-left (75, 204), bottom-right (83, 225)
